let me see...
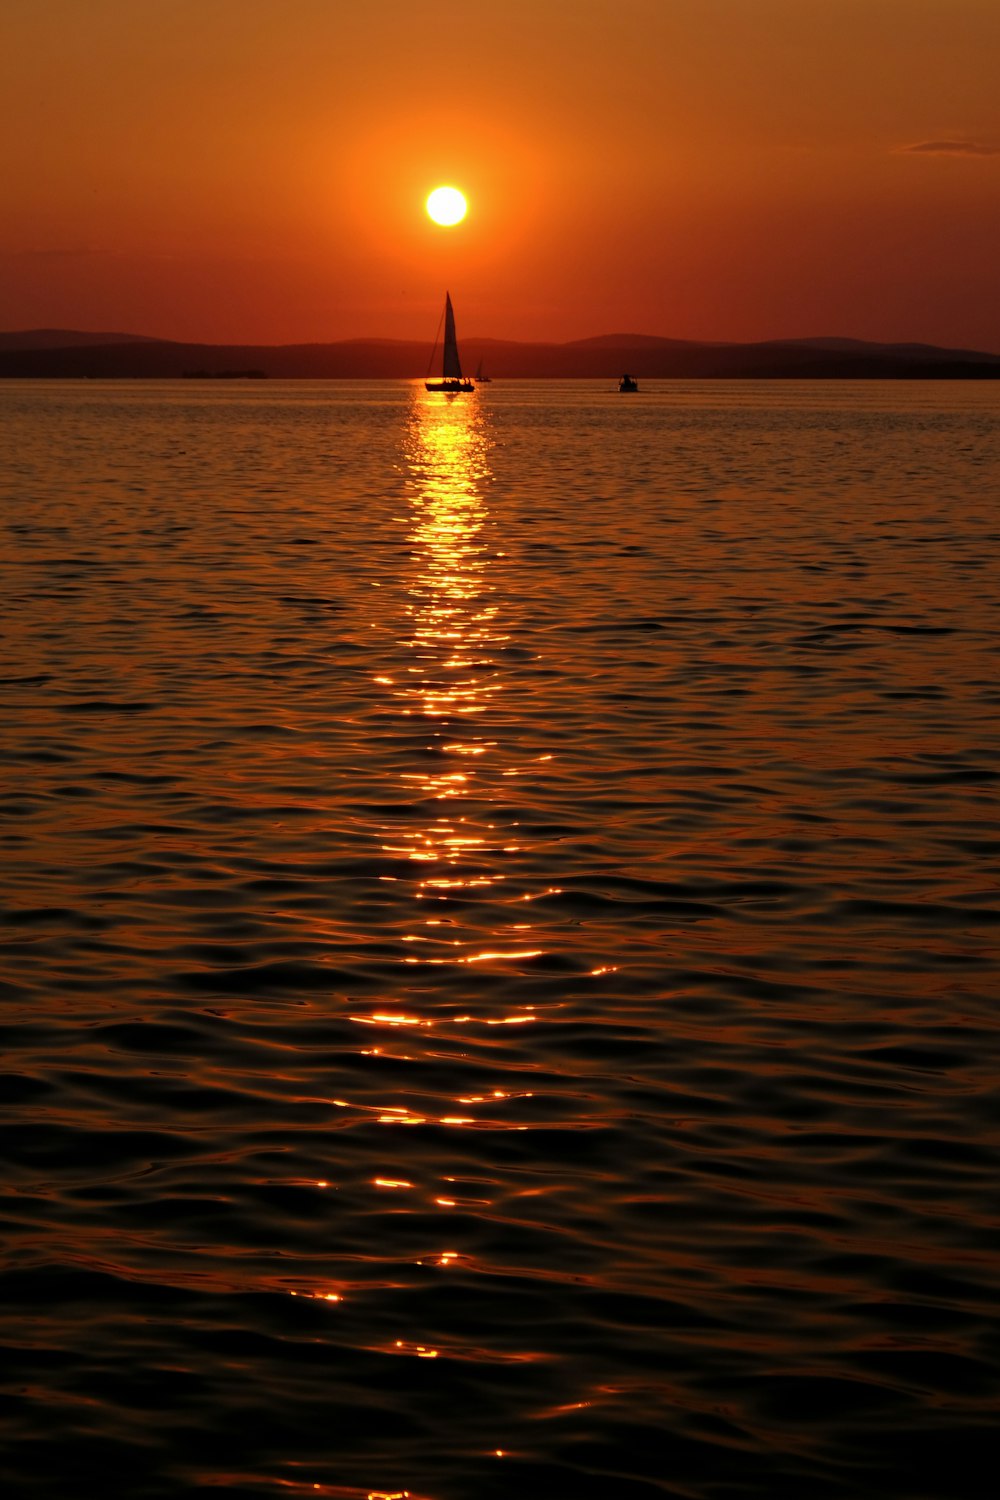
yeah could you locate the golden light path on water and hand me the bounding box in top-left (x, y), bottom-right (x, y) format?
top-left (330, 389), bottom-right (557, 1461)
top-left (392, 392), bottom-right (541, 962)
top-left (376, 389), bottom-right (550, 986)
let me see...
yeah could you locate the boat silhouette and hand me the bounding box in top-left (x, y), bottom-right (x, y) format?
top-left (425, 292), bottom-right (475, 394)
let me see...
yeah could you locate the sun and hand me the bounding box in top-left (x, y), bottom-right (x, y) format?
top-left (426, 186), bottom-right (467, 227)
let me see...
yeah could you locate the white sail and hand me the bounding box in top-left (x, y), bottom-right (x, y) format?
top-left (442, 292), bottom-right (463, 380)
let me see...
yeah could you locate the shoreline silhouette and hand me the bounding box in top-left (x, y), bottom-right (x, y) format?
top-left (1, 327), bottom-right (998, 379)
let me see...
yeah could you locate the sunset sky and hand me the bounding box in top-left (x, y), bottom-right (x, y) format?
top-left (1, 0), bottom-right (998, 349)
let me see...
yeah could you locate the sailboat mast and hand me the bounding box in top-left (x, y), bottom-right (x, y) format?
top-left (442, 292), bottom-right (462, 379)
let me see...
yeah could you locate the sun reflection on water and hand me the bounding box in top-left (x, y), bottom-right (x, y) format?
top-left (306, 390), bottom-right (558, 1405)
top-left (369, 389), bottom-right (546, 985)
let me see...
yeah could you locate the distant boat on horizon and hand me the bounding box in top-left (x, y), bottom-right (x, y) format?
top-left (425, 293), bottom-right (475, 394)
top-left (474, 358), bottom-right (491, 384)
top-left (619, 373), bottom-right (639, 392)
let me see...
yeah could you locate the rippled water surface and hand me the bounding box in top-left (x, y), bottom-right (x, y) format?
top-left (2, 379), bottom-right (999, 1499)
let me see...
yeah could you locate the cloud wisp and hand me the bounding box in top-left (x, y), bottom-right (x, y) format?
top-left (900, 139), bottom-right (1000, 157)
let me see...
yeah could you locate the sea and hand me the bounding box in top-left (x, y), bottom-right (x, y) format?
top-left (1, 378), bottom-right (998, 1500)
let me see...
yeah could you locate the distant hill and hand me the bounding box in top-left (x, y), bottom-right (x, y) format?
top-left (0, 328), bottom-right (997, 379)
top-left (0, 328), bottom-right (159, 351)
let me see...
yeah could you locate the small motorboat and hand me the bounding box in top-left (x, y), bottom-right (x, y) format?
top-left (618, 373), bottom-right (639, 392)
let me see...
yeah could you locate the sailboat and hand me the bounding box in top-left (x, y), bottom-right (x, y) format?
top-left (474, 359), bottom-right (491, 384)
top-left (425, 292), bottom-right (475, 394)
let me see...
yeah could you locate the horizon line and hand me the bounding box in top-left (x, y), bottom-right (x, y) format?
top-left (3, 325), bottom-right (999, 358)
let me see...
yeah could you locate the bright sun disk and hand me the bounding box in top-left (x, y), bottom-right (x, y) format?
top-left (426, 186), bottom-right (467, 226)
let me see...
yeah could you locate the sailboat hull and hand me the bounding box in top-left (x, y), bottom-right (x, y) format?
top-left (425, 379), bottom-right (475, 393)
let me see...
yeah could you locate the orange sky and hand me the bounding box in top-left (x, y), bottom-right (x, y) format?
top-left (1, 0), bottom-right (998, 349)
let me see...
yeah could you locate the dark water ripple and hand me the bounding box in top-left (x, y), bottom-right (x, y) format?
top-left (1, 380), bottom-right (999, 1499)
